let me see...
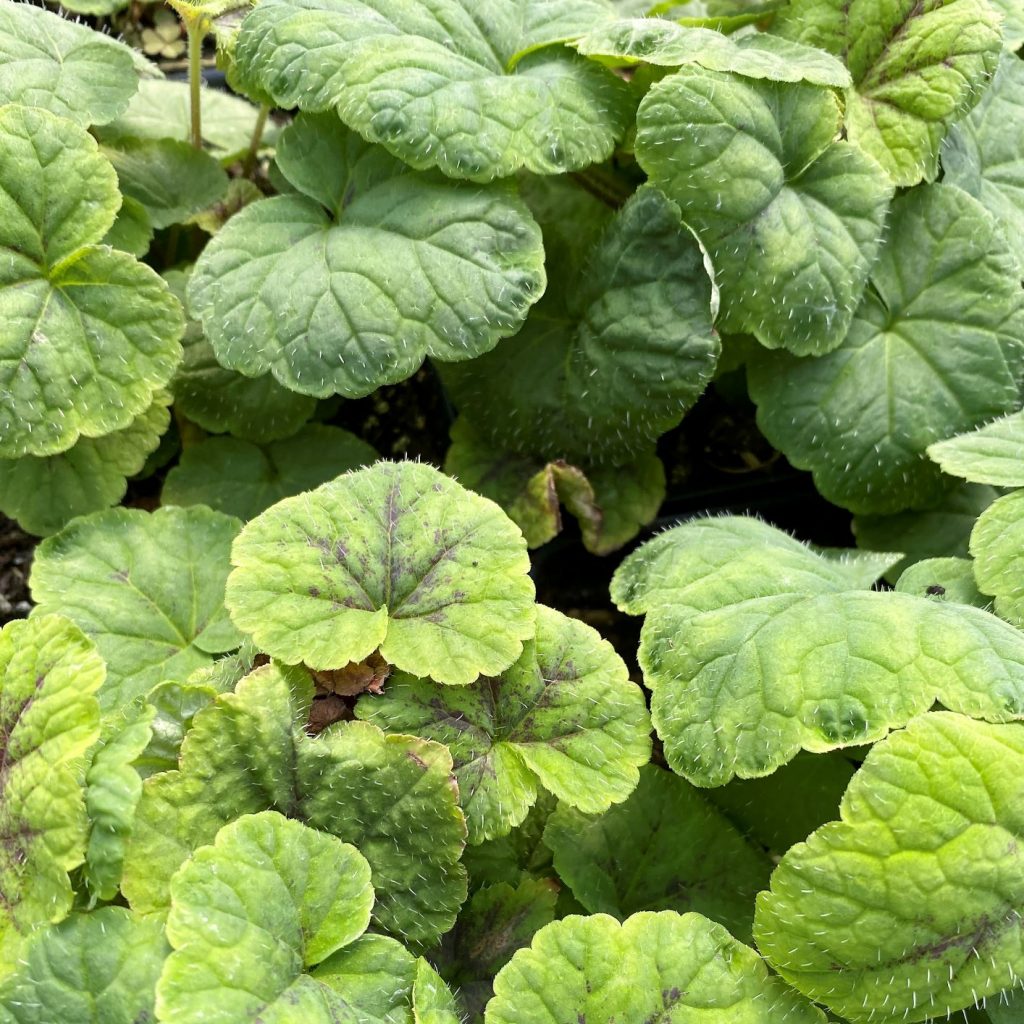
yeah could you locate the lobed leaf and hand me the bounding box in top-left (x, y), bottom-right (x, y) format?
top-left (749, 184), bottom-right (1024, 514)
top-left (122, 663), bottom-right (468, 944)
top-left (575, 16), bottom-right (850, 85)
top-left (486, 911), bottom-right (825, 1024)
top-left (772, 0), bottom-right (1002, 185)
top-left (0, 392), bottom-right (170, 538)
top-left (0, 616), bottom-right (104, 963)
top-left (0, 908), bottom-right (168, 1023)
top-left (636, 69), bottom-right (893, 355)
top-left (543, 764), bottom-right (771, 940)
top-left (235, 0), bottom-right (632, 181)
top-left (357, 605), bottom-right (651, 842)
top-left (0, 1), bottom-right (141, 126)
top-left (0, 105), bottom-right (183, 459)
top-left (225, 460), bottom-right (534, 686)
top-left (755, 713), bottom-right (1024, 1023)
top-left (441, 184), bottom-right (719, 466)
top-left (189, 113), bottom-right (545, 399)
top-left (928, 410), bottom-right (1024, 488)
top-left (30, 506), bottom-right (243, 715)
top-left (163, 425), bottom-right (378, 521)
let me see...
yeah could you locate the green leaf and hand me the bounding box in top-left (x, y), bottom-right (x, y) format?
top-left (0, 2), bottom-right (140, 126)
top-left (358, 605), bottom-right (651, 843)
top-left (235, 0), bottom-right (632, 181)
top-left (132, 679), bottom-right (217, 779)
top-left (0, 908), bottom-right (168, 1023)
top-left (166, 269), bottom-right (318, 444)
top-left (100, 137), bottom-right (228, 230)
top-left (162, 425), bottom-right (378, 521)
top-left (853, 481), bottom-right (999, 580)
top-left (487, 911), bottom-right (826, 1024)
top-left (992, 0), bottom-right (1024, 48)
top-left (462, 794), bottom-right (556, 891)
top-left (636, 69), bottom-right (893, 355)
top-left (30, 506), bottom-right (243, 714)
top-left (441, 184), bottom-right (718, 465)
top-left (749, 184), bottom-right (1024, 514)
top-left (226, 460), bottom-right (534, 686)
top-left (97, 77), bottom-right (277, 162)
top-left (987, 988), bottom-right (1024, 1023)
top-left (703, 750), bottom-right (856, 854)
top-left (157, 811), bottom-right (374, 1023)
top-left (772, 0), bottom-right (1002, 185)
top-left (575, 17), bottom-right (850, 84)
top-left (896, 556), bottom-right (989, 608)
top-left (122, 664), bottom-right (468, 944)
top-left (189, 113), bottom-right (545, 399)
top-left (444, 419), bottom-right (665, 555)
top-left (82, 710), bottom-right (154, 902)
top-left (755, 713), bottom-right (1024, 1023)
top-left (0, 616), bottom-right (103, 962)
top-left (670, 0), bottom-right (791, 31)
top-left (0, 392), bottom-right (170, 538)
top-left (543, 765), bottom-right (771, 941)
top-left (943, 55), bottom-right (1024, 273)
top-left (0, 105), bottom-right (184, 458)
top-left (412, 960), bottom-right (461, 1024)
top-left (617, 515), bottom-right (1024, 786)
top-left (101, 195), bottom-right (153, 257)
top-left (972, 489), bottom-right (1024, 627)
top-left (928, 410), bottom-right (1024, 487)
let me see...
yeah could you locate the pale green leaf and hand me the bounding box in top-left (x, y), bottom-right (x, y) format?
top-left (543, 765), bottom-right (771, 941)
top-left (235, 0), bottom-right (632, 181)
top-left (972, 489), bottom-right (1024, 626)
top-left (0, 616), bottom-right (103, 963)
top-left (157, 811), bottom-right (374, 1023)
top-left (636, 69), bottom-right (893, 355)
top-left (100, 137), bottom-right (228, 230)
top-left (166, 268), bottom-right (318, 444)
top-left (162, 425), bottom-right (377, 521)
top-left (0, 105), bottom-right (183, 458)
top-left (30, 506), bottom-right (243, 714)
top-left (773, 0), bottom-right (1002, 185)
top-left (133, 679), bottom-right (217, 779)
top-left (755, 713), bottom-right (1024, 1023)
top-left (992, 0), bottom-right (1024, 48)
top-left (310, 934), bottom-right (417, 1024)
top-left (190, 113), bottom-right (544, 399)
top-left (617, 515), bottom-right (1024, 785)
top-left (0, 908), bottom-right (168, 1023)
top-left (928, 410), bottom-right (1024, 487)
top-left (853, 482), bottom-right (999, 580)
top-left (82, 710), bottom-right (154, 902)
top-left (749, 184), bottom-right (1024, 514)
top-left (101, 195), bottom-right (153, 257)
top-left (122, 664), bottom-right (468, 944)
top-left (440, 184), bottom-right (718, 465)
top-left (97, 77), bottom-right (277, 161)
top-left (357, 605), bottom-right (651, 842)
top-left (0, 392), bottom-right (170, 538)
top-left (575, 17), bottom-right (850, 84)
top-left (487, 911), bottom-right (825, 1024)
top-left (412, 960), bottom-right (461, 1024)
top-left (0, 1), bottom-right (140, 126)
top-left (896, 556), bottom-right (990, 608)
top-left (226, 460), bottom-right (534, 686)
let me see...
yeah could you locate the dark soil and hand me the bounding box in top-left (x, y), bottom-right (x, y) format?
top-left (0, 517), bottom-right (34, 625)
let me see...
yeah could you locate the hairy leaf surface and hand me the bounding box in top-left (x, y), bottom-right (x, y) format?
top-left (636, 69), bottom-right (893, 355)
top-left (773, 0), bottom-right (1002, 184)
top-left (0, 105), bottom-right (183, 458)
top-left (122, 664), bottom-right (468, 944)
top-left (0, 908), bottom-right (168, 1023)
top-left (972, 490), bottom-right (1024, 627)
top-left (896, 557), bottom-right (989, 608)
top-left (487, 911), bottom-right (825, 1024)
top-left (31, 506), bottom-right (243, 713)
top-left (928, 410), bottom-right (1024, 487)
top-left (749, 185), bottom-right (1024, 514)
top-left (226, 460), bottom-right (534, 685)
top-left (189, 113), bottom-right (545, 398)
top-left (755, 713), bottom-right (1024, 1023)
top-left (235, 0), bottom-right (632, 181)
top-left (0, 616), bottom-right (103, 962)
top-left (358, 606), bottom-right (650, 842)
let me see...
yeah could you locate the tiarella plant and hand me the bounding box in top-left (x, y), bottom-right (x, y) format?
top-left (2, 0), bottom-right (1024, 1021)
